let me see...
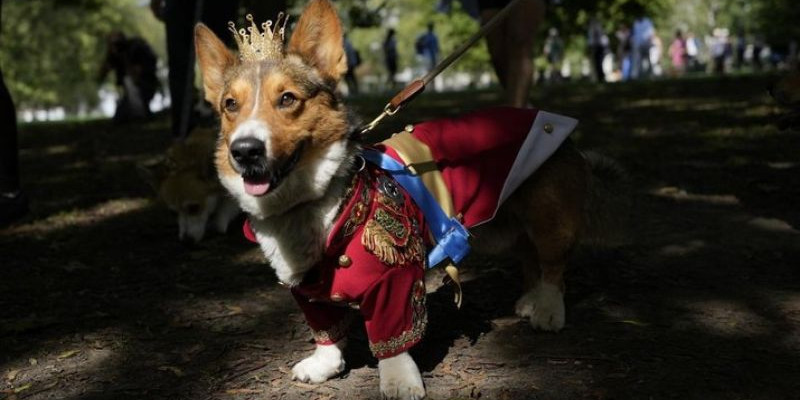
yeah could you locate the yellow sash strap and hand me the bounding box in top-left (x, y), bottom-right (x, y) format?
top-left (381, 128), bottom-right (463, 308)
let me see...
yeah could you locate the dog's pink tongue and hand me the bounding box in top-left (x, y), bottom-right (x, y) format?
top-left (244, 179), bottom-right (271, 196)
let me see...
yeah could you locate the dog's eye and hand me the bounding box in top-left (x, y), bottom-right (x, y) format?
top-left (223, 98), bottom-right (238, 112)
top-left (278, 92), bottom-right (297, 108)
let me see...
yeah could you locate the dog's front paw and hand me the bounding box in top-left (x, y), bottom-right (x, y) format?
top-left (291, 343), bottom-right (345, 383)
top-left (378, 352), bottom-right (425, 400)
top-left (515, 282), bottom-right (565, 332)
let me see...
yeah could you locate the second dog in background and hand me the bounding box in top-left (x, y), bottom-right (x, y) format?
top-left (140, 128), bottom-right (241, 244)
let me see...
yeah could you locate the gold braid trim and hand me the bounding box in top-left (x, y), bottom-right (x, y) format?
top-left (369, 281), bottom-right (427, 358)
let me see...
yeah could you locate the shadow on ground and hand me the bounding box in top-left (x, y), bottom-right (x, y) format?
top-left (1, 75), bottom-right (799, 399)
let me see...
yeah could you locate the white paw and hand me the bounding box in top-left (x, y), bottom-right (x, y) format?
top-left (378, 352), bottom-right (425, 400)
top-left (515, 282), bottom-right (565, 332)
top-left (291, 342), bottom-right (346, 383)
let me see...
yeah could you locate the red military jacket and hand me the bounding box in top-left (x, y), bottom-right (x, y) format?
top-left (244, 107), bottom-right (577, 359)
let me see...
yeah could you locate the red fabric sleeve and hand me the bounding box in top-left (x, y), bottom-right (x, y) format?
top-left (359, 267), bottom-right (426, 359)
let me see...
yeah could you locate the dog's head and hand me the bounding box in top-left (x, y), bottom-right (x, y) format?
top-left (195, 0), bottom-right (357, 220)
top-left (140, 130), bottom-right (222, 244)
top-left (769, 69), bottom-right (800, 130)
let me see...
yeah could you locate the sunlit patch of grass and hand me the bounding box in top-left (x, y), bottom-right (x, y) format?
top-left (1, 198), bottom-right (151, 236)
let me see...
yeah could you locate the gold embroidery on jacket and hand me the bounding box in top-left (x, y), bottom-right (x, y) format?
top-left (369, 280), bottom-right (427, 357)
top-left (342, 178), bottom-right (370, 237)
top-left (362, 195), bottom-right (424, 266)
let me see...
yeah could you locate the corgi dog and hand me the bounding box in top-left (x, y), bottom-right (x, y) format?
top-left (140, 127), bottom-right (241, 244)
top-left (195, 1), bottom-right (605, 398)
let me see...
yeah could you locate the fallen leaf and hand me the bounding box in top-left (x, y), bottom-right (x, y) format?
top-left (13, 383), bottom-right (32, 393)
top-left (158, 365), bottom-right (184, 377)
top-left (225, 305), bottom-right (243, 315)
top-left (56, 350), bottom-right (80, 360)
top-left (225, 388), bottom-right (262, 394)
top-left (6, 369), bottom-right (20, 381)
top-left (620, 319), bottom-right (650, 327)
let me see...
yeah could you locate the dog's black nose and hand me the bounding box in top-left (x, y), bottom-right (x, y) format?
top-left (230, 137), bottom-right (266, 167)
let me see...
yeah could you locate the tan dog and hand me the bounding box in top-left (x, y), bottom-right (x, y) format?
top-left (140, 128), bottom-right (240, 244)
top-left (195, 1), bottom-right (613, 398)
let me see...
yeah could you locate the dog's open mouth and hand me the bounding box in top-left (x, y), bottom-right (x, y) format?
top-left (241, 139), bottom-right (307, 197)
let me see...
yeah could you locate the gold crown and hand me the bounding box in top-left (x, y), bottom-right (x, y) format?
top-left (228, 13), bottom-right (288, 63)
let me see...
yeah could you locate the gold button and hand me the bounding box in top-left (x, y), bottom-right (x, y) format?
top-left (404, 124), bottom-right (414, 133)
top-left (338, 255), bottom-right (352, 267)
top-left (330, 293), bottom-right (344, 302)
top-left (543, 123), bottom-right (554, 134)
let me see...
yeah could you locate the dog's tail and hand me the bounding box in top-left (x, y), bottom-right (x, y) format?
top-left (579, 151), bottom-right (632, 248)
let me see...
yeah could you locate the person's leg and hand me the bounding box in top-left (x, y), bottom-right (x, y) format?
top-left (481, 0), bottom-right (544, 107)
top-left (0, 69), bottom-right (19, 194)
top-left (504, 0), bottom-right (543, 107)
top-left (481, 8), bottom-right (509, 88)
top-left (631, 43), bottom-right (641, 79)
top-left (164, 0), bottom-right (196, 139)
top-left (0, 0), bottom-right (29, 225)
top-left (593, 45), bottom-right (606, 82)
top-left (0, 0), bottom-right (19, 195)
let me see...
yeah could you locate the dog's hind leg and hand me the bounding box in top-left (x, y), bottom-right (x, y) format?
top-left (513, 233), bottom-right (571, 332)
top-left (508, 142), bottom-right (587, 332)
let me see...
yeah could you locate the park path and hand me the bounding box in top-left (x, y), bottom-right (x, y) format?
top-left (1, 75), bottom-right (799, 399)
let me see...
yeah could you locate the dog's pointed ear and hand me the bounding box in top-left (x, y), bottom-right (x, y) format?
top-left (138, 157), bottom-right (168, 193)
top-left (288, 0), bottom-right (346, 82)
top-left (195, 23), bottom-right (236, 107)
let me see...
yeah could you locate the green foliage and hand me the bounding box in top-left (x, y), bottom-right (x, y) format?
top-left (0, 0), bottom-right (164, 110)
top-left (336, 0), bottom-right (488, 88)
top-left (754, 0), bottom-right (800, 48)
top-left (548, 0), bottom-right (671, 40)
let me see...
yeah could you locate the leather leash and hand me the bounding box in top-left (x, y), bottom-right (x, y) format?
top-left (355, 0), bottom-right (527, 307)
top-left (358, 0), bottom-right (527, 136)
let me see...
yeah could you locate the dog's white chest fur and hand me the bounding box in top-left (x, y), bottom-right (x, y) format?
top-left (248, 181), bottom-right (346, 286)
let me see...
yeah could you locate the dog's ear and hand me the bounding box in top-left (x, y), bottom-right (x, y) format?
top-left (138, 156), bottom-right (168, 193)
top-left (288, 0), bottom-right (346, 82)
top-left (195, 23), bottom-right (237, 108)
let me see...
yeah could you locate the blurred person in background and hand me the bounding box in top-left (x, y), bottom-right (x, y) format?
top-left (343, 34), bottom-right (361, 95)
top-left (383, 28), bottom-right (398, 89)
top-left (150, 0), bottom-right (238, 140)
top-left (616, 24), bottom-right (632, 80)
top-left (415, 22), bottom-right (440, 73)
top-left (98, 31), bottom-right (159, 123)
top-left (543, 27), bottom-right (564, 83)
top-left (668, 29), bottom-right (687, 77)
top-left (587, 15), bottom-right (609, 83)
top-left (630, 6), bottom-right (655, 79)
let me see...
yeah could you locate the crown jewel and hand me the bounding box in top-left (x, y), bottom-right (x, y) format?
top-left (228, 13), bottom-right (288, 62)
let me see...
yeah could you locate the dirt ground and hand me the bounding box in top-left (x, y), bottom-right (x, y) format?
top-left (2, 75), bottom-right (799, 400)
